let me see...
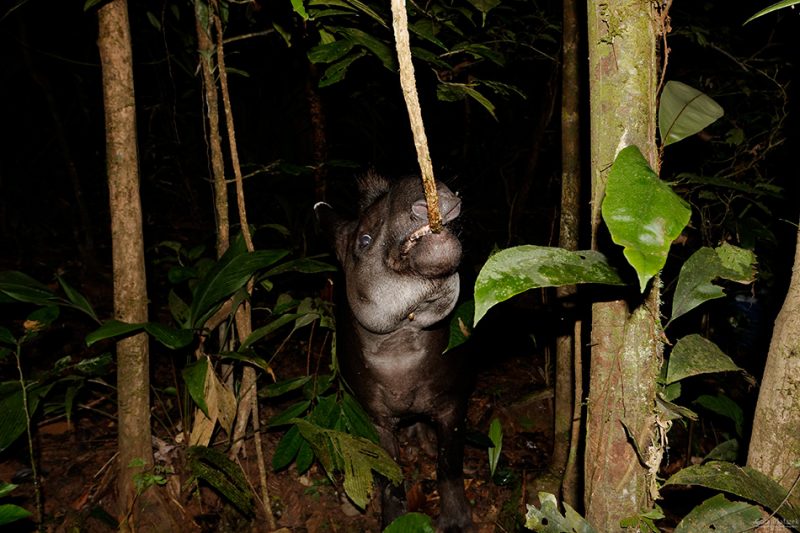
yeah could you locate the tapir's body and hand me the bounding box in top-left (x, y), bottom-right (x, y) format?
top-left (315, 173), bottom-right (474, 532)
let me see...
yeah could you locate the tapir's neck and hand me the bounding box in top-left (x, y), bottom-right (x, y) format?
top-left (349, 312), bottom-right (449, 362)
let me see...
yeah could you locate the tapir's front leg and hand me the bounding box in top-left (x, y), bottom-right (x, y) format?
top-left (434, 409), bottom-right (474, 533)
top-left (376, 423), bottom-right (406, 528)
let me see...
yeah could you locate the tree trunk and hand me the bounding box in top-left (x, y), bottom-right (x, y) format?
top-left (554, 0), bottom-right (582, 508)
top-left (747, 220), bottom-right (800, 510)
top-left (97, 0), bottom-right (152, 524)
top-left (584, 1), bottom-right (662, 528)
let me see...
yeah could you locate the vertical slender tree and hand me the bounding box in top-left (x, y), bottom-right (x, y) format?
top-left (555, 0), bottom-right (582, 507)
top-left (583, 1), bottom-right (663, 528)
top-left (98, 3), bottom-right (178, 529)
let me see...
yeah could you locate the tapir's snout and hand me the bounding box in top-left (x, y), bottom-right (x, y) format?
top-left (411, 187), bottom-right (461, 225)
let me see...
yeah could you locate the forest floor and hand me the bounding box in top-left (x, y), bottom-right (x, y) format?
top-left (0, 332), bottom-right (555, 533)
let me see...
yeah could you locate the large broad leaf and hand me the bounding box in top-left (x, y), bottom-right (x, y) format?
top-left (190, 248), bottom-right (288, 328)
top-left (659, 81), bottom-right (724, 146)
top-left (665, 334), bottom-right (742, 385)
top-left (670, 244), bottom-right (756, 323)
top-left (292, 418), bottom-right (402, 509)
top-left (473, 246), bottom-right (623, 325)
top-left (601, 145), bottom-right (691, 292)
top-left (525, 492), bottom-right (596, 533)
top-left (674, 494), bottom-right (761, 533)
top-left (664, 461), bottom-right (800, 523)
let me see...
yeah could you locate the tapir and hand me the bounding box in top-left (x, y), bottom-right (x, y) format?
top-left (314, 173), bottom-right (474, 532)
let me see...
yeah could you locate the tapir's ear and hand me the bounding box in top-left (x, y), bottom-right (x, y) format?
top-left (314, 202), bottom-right (351, 262)
top-left (356, 171), bottom-right (390, 212)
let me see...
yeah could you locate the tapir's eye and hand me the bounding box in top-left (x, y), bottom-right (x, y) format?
top-left (358, 234), bottom-right (373, 248)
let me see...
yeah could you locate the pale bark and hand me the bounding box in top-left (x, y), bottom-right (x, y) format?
top-left (97, 0), bottom-right (152, 523)
top-left (748, 221), bottom-right (800, 510)
top-left (584, 1), bottom-right (663, 528)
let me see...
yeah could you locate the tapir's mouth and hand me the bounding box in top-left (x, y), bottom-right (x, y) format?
top-left (401, 223), bottom-right (433, 254)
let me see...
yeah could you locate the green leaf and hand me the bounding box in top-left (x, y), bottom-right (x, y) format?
top-left (57, 276), bottom-right (99, 323)
top-left (601, 145), bottom-right (691, 292)
top-left (664, 461), bottom-right (800, 523)
top-left (0, 481), bottom-right (19, 498)
top-left (694, 394), bottom-right (744, 437)
top-left (655, 393), bottom-right (698, 422)
top-left (670, 245), bottom-right (756, 324)
top-left (144, 323), bottom-right (195, 350)
top-left (86, 320), bottom-right (145, 347)
top-left (0, 327), bottom-right (15, 346)
top-left (292, 418), bottom-right (402, 509)
top-left (525, 492), bottom-right (597, 533)
top-left (436, 83), bottom-right (497, 119)
top-left (318, 49), bottom-right (367, 87)
top-left (261, 256), bottom-right (337, 277)
top-left (409, 19), bottom-right (446, 49)
top-left (384, 513), bottom-right (436, 533)
top-left (465, 0), bottom-right (501, 16)
top-left (744, 0), bottom-right (800, 24)
top-left (191, 248), bottom-right (288, 328)
top-left (309, 394), bottom-right (341, 429)
top-left (341, 392), bottom-right (379, 443)
top-left (659, 81), bottom-right (724, 146)
top-left (704, 439), bottom-right (739, 463)
top-left (453, 43), bottom-right (505, 66)
top-left (26, 305), bottom-right (60, 330)
top-left (0, 381), bottom-right (54, 452)
top-left (342, 0), bottom-right (387, 27)
top-left (308, 39), bottom-right (354, 64)
top-left (261, 376), bottom-right (312, 398)
top-left (665, 334), bottom-right (742, 385)
top-left (474, 246), bottom-right (624, 324)
top-left (181, 358), bottom-right (209, 418)
top-left (168, 289), bottom-right (191, 328)
top-left (272, 424), bottom-right (304, 470)
top-left (446, 300), bottom-right (473, 352)
top-left (268, 400), bottom-right (312, 427)
top-left (295, 439), bottom-right (315, 474)
top-left (339, 27), bottom-right (395, 71)
top-left (674, 493), bottom-right (761, 533)
top-left (240, 313), bottom-right (302, 351)
top-left (0, 271), bottom-right (57, 306)
top-left (0, 503), bottom-right (32, 526)
top-left (187, 446), bottom-right (254, 516)
top-left (715, 243), bottom-right (757, 282)
top-left (488, 418), bottom-right (502, 477)
top-left (290, 0), bottom-right (309, 20)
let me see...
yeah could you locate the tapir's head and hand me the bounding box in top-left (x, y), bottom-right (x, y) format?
top-left (315, 173), bottom-right (462, 334)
